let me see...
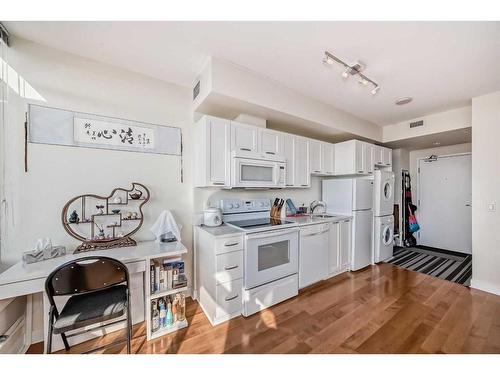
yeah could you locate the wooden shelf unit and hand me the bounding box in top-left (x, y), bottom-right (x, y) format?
top-left (145, 249), bottom-right (188, 341)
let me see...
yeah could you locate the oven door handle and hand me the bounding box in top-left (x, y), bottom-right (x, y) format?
top-left (246, 227), bottom-right (299, 240)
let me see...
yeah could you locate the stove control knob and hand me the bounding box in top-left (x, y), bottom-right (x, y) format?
top-left (234, 203), bottom-right (240, 209)
top-left (259, 202), bottom-right (265, 207)
top-left (227, 203), bottom-right (234, 209)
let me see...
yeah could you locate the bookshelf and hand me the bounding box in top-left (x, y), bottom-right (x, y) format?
top-left (145, 249), bottom-right (189, 341)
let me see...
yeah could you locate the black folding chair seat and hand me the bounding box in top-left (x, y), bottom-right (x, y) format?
top-left (45, 256), bottom-right (132, 354)
top-left (53, 284), bottom-right (127, 334)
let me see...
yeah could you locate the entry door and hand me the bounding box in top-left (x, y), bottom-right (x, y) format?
top-left (418, 154), bottom-right (472, 253)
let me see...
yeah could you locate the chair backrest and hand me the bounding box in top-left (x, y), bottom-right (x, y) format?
top-left (45, 256), bottom-right (129, 298)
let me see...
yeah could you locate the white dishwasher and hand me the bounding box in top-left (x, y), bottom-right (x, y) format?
top-left (299, 222), bottom-right (330, 289)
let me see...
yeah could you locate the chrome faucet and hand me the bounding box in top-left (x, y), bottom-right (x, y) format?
top-left (309, 200), bottom-right (326, 216)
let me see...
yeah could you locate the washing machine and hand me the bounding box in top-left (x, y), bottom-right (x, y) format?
top-left (374, 170), bottom-right (395, 216)
top-left (374, 215), bottom-right (394, 263)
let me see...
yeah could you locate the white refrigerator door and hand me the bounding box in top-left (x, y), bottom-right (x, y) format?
top-left (351, 210), bottom-right (373, 271)
top-left (353, 179), bottom-right (374, 211)
top-left (322, 179), bottom-right (354, 214)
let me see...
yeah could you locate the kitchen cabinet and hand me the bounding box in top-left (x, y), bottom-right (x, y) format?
top-left (299, 223), bottom-right (330, 289)
top-left (195, 229), bottom-right (244, 326)
top-left (334, 140), bottom-right (366, 175)
top-left (283, 135), bottom-right (310, 188)
top-left (260, 129), bottom-right (283, 159)
top-left (372, 145), bottom-right (384, 166)
top-left (328, 219), bottom-right (351, 275)
top-left (382, 147), bottom-right (392, 167)
top-left (310, 140), bottom-right (322, 174)
top-left (339, 219), bottom-right (351, 270)
top-left (295, 137), bottom-right (310, 187)
top-left (193, 115), bottom-right (231, 188)
top-left (362, 142), bottom-right (374, 175)
top-left (231, 121), bottom-right (259, 156)
top-left (322, 142), bottom-right (335, 175)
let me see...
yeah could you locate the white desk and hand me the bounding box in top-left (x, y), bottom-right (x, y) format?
top-left (0, 241), bottom-right (187, 352)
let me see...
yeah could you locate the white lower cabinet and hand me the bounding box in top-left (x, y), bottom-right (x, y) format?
top-left (328, 219), bottom-right (352, 276)
top-left (195, 228), bottom-right (244, 326)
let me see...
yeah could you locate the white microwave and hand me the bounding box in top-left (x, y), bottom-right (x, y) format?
top-left (232, 157), bottom-right (286, 188)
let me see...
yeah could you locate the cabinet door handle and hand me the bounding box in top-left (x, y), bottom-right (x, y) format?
top-left (358, 171), bottom-right (364, 173)
top-left (224, 265), bottom-right (239, 270)
top-left (240, 148), bottom-right (251, 151)
top-left (314, 170), bottom-right (321, 173)
top-left (286, 184), bottom-right (294, 186)
top-left (266, 151), bottom-right (275, 155)
top-left (213, 182), bottom-right (225, 185)
top-left (385, 163), bottom-right (390, 166)
top-left (225, 294), bottom-right (239, 301)
top-left (301, 184), bottom-right (309, 187)
top-left (224, 242), bottom-right (239, 247)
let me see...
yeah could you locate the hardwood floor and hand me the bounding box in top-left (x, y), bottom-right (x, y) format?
top-left (28, 263), bottom-right (500, 354)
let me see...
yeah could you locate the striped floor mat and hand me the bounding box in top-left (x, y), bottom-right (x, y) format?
top-left (385, 246), bottom-right (472, 286)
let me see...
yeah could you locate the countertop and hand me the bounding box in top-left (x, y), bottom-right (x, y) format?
top-left (196, 214), bottom-right (352, 237)
top-left (286, 214), bottom-right (352, 226)
top-left (0, 240), bottom-right (187, 288)
top-left (196, 224), bottom-right (243, 237)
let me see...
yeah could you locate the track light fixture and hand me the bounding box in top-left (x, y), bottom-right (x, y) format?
top-left (322, 51), bottom-right (380, 95)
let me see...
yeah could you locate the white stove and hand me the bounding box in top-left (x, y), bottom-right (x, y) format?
top-left (222, 198), bottom-right (297, 233)
top-left (220, 198), bottom-right (299, 317)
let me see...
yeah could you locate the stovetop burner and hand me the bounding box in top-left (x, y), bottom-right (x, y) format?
top-left (226, 217), bottom-right (294, 230)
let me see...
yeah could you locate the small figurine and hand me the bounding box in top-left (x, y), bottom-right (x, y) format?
top-left (113, 197), bottom-right (122, 204)
top-left (68, 210), bottom-right (80, 224)
top-left (131, 212), bottom-right (138, 219)
top-left (95, 223), bottom-right (105, 239)
top-left (111, 209), bottom-right (121, 214)
top-left (126, 211), bottom-right (132, 219)
top-left (96, 204), bottom-right (105, 214)
top-left (129, 190), bottom-right (143, 200)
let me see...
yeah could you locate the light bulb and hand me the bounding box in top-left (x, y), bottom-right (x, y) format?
top-left (341, 68), bottom-right (350, 78)
top-left (358, 78), bottom-right (368, 86)
top-left (323, 56), bottom-right (334, 65)
top-left (371, 86), bottom-right (380, 95)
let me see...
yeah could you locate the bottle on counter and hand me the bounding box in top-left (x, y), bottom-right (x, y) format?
top-left (177, 293), bottom-right (186, 321)
top-left (158, 297), bottom-right (166, 328)
top-left (151, 300), bottom-right (160, 332)
top-left (166, 301), bottom-right (173, 327)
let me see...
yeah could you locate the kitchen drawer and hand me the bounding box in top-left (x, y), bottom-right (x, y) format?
top-left (215, 251), bottom-right (243, 285)
top-left (216, 279), bottom-right (243, 318)
top-left (215, 235), bottom-right (244, 254)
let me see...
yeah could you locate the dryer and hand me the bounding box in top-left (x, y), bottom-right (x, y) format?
top-left (374, 215), bottom-right (394, 263)
top-left (374, 170), bottom-right (395, 216)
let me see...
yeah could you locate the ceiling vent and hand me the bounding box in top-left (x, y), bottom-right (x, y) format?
top-left (409, 120), bottom-right (424, 128)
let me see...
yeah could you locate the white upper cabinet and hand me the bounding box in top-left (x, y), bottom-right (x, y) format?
top-left (295, 137), bottom-right (310, 187)
top-left (362, 142), bottom-right (374, 175)
top-left (372, 145), bottom-right (384, 166)
top-left (283, 135), bottom-right (310, 187)
top-left (260, 129), bottom-right (283, 159)
top-left (382, 147), bottom-right (392, 167)
top-left (231, 121), bottom-right (259, 156)
top-left (310, 140), bottom-right (322, 175)
top-left (321, 142), bottom-right (335, 175)
top-left (194, 115), bottom-right (231, 187)
top-left (282, 134), bottom-right (296, 187)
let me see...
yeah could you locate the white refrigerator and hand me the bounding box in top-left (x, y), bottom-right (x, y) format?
top-left (322, 178), bottom-right (374, 271)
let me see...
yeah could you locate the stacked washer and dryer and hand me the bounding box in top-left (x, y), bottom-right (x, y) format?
top-left (373, 170), bottom-right (396, 263)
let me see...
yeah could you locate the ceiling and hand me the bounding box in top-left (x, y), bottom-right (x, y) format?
top-left (384, 127), bottom-right (471, 151)
top-left (5, 21), bottom-right (500, 126)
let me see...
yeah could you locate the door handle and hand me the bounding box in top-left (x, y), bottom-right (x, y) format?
top-left (224, 265), bottom-right (239, 270)
top-left (224, 242), bottom-right (240, 247)
top-left (240, 148), bottom-right (251, 151)
top-left (225, 294), bottom-right (239, 301)
top-left (266, 151), bottom-right (276, 155)
top-left (465, 204), bottom-right (472, 207)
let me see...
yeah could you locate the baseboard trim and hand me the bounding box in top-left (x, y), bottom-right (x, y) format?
top-left (470, 279), bottom-right (500, 296)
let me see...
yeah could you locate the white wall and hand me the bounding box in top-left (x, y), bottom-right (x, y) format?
top-left (383, 106), bottom-right (471, 143)
top-left (471, 91), bottom-right (500, 295)
top-left (410, 143), bottom-right (472, 206)
top-left (1, 37), bottom-right (193, 341)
